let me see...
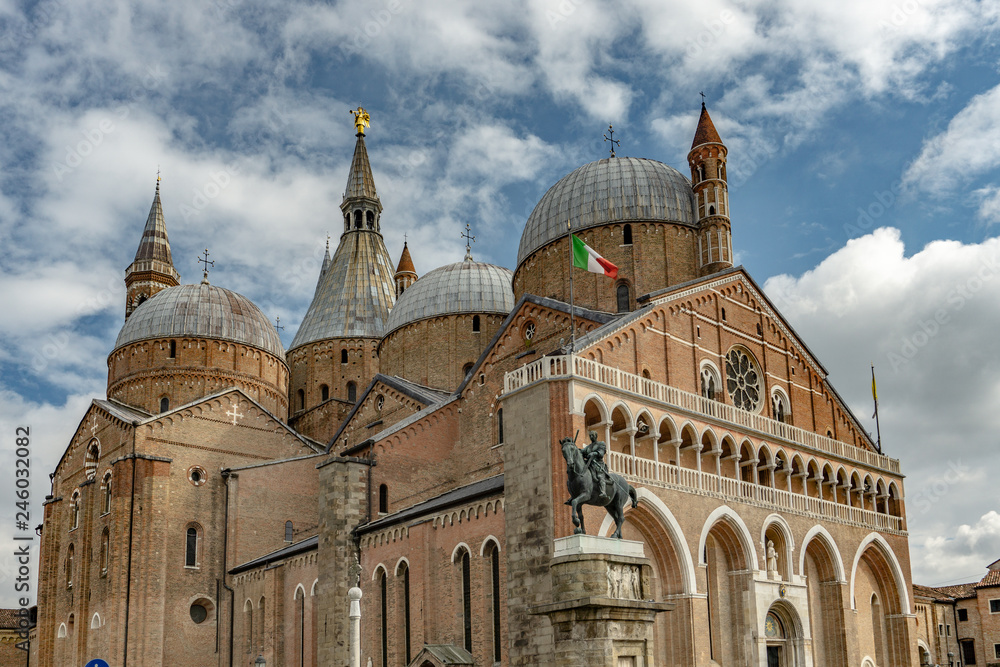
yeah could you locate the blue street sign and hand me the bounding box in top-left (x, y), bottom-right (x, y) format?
top-left (86, 660), bottom-right (110, 667)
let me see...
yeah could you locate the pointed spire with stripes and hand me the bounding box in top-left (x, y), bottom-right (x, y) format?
top-left (125, 176), bottom-right (180, 319)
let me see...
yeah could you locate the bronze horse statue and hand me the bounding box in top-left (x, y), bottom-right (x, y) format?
top-left (560, 435), bottom-right (638, 538)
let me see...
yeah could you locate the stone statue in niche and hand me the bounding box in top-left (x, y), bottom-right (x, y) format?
top-left (606, 563), bottom-right (641, 600)
top-left (767, 539), bottom-right (780, 581)
top-left (561, 431), bottom-right (638, 538)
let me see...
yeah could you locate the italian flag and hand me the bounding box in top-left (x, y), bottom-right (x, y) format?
top-left (571, 234), bottom-right (618, 279)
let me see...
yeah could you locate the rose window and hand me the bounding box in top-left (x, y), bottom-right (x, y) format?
top-left (725, 348), bottom-right (761, 412)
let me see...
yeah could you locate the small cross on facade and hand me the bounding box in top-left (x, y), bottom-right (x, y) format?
top-left (90, 414), bottom-right (99, 437)
top-left (226, 402), bottom-right (244, 426)
top-left (603, 124), bottom-right (620, 158)
top-left (461, 222), bottom-right (476, 260)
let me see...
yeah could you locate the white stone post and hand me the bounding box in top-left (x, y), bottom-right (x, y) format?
top-left (349, 585), bottom-right (362, 667)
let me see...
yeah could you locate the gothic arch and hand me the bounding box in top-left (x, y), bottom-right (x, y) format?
top-left (450, 542), bottom-right (472, 563)
top-left (395, 556), bottom-right (411, 575)
top-left (849, 533), bottom-right (910, 614)
top-left (371, 563), bottom-right (388, 582)
top-left (479, 536), bottom-right (501, 556)
top-left (798, 525), bottom-right (846, 582)
top-left (598, 488), bottom-right (696, 594)
top-left (761, 513), bottom-right (795, 577)
top-left (698, 506), bottom-right (759, 571)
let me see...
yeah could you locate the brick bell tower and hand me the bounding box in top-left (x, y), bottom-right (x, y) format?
top-left (124, 175), bottom-right (180, 319)
top-left (688, 102), bottom-right (733, 276)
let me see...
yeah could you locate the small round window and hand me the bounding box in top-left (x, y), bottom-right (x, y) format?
top-left (375, 394), bottom-right (384, 411)
top-left (524, 321), bottom-right (536, 341)
top-left (188, 466), bottom-right (207, 486)
top-left (190, 603), bottom-right (207, 624)
top-left (725, 347), bottom-right (762, 412)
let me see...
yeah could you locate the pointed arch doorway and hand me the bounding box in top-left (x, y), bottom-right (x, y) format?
top-left (763, 601), bottom-right (805, 667)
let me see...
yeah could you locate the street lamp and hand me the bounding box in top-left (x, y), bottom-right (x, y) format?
top-left (255, 655), bottom-right (266, 666)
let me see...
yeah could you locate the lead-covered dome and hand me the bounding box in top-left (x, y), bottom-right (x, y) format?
top-left (517, 157), bottom-right (697, 266)
top-left (114, 283), bottom-right (285, 358)
top-left (384, 260), bottom-right (514, 337)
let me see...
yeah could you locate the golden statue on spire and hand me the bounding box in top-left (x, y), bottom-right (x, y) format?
top-left (350, 106), bottom-right (370, 136)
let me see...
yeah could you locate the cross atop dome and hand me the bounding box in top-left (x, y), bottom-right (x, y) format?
top-left (462, 222), bottom-right (476, 261)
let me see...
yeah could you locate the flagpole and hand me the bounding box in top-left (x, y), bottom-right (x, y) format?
top-left (568, 220), bottom-right (576, 354)
top-left (871, 362), bottom-right (882, 454)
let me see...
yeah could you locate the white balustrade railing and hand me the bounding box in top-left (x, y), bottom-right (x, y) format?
top-left (606, 450), bottom-right (904, 533)
top-left (504, 355), bottom-right (900, 475)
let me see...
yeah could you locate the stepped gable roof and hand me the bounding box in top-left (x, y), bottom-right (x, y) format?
top-left (114, 282), bottom-right (285, 358)
top-left (115, 281), bottom-right (285, 360)
top-left (517, 157), bottom-right (696, 266)
top-left (691, 102), bottom-right (723, 149)
top-left (396, 241), bottom-right (416, 275)
top-left (344, 134), bottom-right (378, 202)
top-left (383, 259), bottom-right (514, 337)
top-left (289, 229), bottom-right (396, 347)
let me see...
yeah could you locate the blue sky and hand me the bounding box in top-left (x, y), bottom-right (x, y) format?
top-left (1, 0), bottom-right (1000, 605)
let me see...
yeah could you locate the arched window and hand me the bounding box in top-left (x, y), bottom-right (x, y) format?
top-left (169, 340), bottom-right (176, 358)
top-left (320, 384), bottom-right (329, 402)
top-left (616, 282), bottom-right (630, 313)
top-left (721, 307), bottom-right (726, 321)
top-left (399, 561), bottom-right (412, 663)
top-left (102, 473), bottom-right (112, 515)
top-left (489, 542), bottom-right (502, 662)
top-left (463, 362), bottom-right (474, 377)
top-left (100, 528), bottom-right (109, 575)
top-left (623, 224), bottom-right (632, 245)
top-left (344, 213), bottom-right (350, 232)
top-left (159, 396), bottom-right (169, 413)
top-left (297, 389), bottom-right (305, 411)
top-left (709, 205), bottom-right (716, 215)
top-left (244, 600), bottom-right (253, 654)
top-left (720, 164), bottom-right (727, 180)
top-left (66, 544), bottom-right (74, 588)
top-left (700, 364), bottom-right (721, 402)
top-left (70, 491), bottom-right (80, 530)
top-left (347, 382), bottom-right (357, 403)
top-left (354, 210), bottom-right (362, 229)
top-left (379, 484), bottom-right (388, 514)
top-left (341, 349), bottom-right (348, 364)
top-left (366, 211), bottom-right (375, 229)
top-left (185, 526), bottom-right (199, 568)
top-left (379, 569), bottom-right (388, 667)
top-left (472, 315), bottom-right (480, 332)
top-left (771, 391), bottom-right (788, 424)
top-left (285, 520), bottom-right (294, 543)
top-left (461, 549), bottom-right (472, 652)
top-left (697, 165), bottom-right (704, 182)
top-left (497, 408), bottom-right (504, 445)
top-left (294, 586), bottom-right (306, 667)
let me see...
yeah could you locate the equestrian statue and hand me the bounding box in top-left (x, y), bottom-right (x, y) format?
top-left (560, 431), bottom-right (638, 539)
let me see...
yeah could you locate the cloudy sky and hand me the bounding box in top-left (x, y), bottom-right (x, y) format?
top-left (1, 0), bottom-right (999, 605)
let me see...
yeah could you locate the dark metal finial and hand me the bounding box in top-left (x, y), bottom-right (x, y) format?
top-left (461, 223), bottom-right (476, 261)
top-left (275, 316), bottom-right (284, 331)
top-left (603, 124), bottom-right (620, 158)
top-left (197, 248), bottom-right (215, 283)
top-left (700, 91), bottom-right (706, 107)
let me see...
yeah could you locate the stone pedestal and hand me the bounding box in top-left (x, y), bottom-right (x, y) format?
top-left (531, 535), bottom-right (673, 667)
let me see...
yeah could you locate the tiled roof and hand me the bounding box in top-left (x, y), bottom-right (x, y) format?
top-left (932, 583), bottom-right (978, 599)
top-left (517, 157), bottom-right (697, 266)
top-left (114, 283), bottom-right (285, 358)
top-left (229, 535), bottom-right (318, 575)
top-left (133, 181), bottom-right (175, 265)
top-left (977, 569), bottom-right (1000, 588)
top-left (691, 103), bottom-right (723, 148)
top-left (913, 584), bottom-right (956, 601)
top-left (357, 474), bottom-right (503, 535)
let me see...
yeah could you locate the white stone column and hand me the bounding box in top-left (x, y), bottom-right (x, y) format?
top-left (349, 585), bottom-right (362, 667)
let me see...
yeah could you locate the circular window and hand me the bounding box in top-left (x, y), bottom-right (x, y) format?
top-left (524, 322), bottom-right (536, 341)
top-left (375, 395), bottom-right (384, 411)
top-left (188, 466), bottom-right (207, 486)
top-left (190, 603), bottom-right (207, 624)
top-left (725, 348), bottom-right (762, 412)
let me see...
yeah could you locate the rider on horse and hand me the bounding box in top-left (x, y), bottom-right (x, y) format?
top-left (583, 430), bottom-right (611, 500)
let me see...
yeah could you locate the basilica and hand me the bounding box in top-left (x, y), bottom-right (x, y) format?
top-left (35, 104), bottom-right (918, 666)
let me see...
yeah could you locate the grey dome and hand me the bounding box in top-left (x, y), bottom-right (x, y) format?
top-left (517, 157), bottom-right (697, 266)
top-left (114, 283), bottom-right (285, 358)
top-left (384, 260), bottom-right (514, 337)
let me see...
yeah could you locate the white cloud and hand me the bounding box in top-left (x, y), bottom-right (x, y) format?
top-left (903, 83), bottom-right (1000, 195)
top-left (763, 227), bottom-right (1000, 585)
top-left (974, 185), bottom-right (1000, 225)
top-left (920, 511), bottom-right (1000, 585)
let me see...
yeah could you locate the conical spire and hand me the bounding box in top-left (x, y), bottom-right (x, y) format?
top-left (691, 102), bottom-right (723, 149)
top-left (396, 241), bottom-right (415, 275)
top-left (124, 177), bottom-right (180, 319)
top-left (133, 179), bottom-right (174, 264)
top-left (344, 134), bottom-right (379, 202)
